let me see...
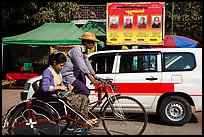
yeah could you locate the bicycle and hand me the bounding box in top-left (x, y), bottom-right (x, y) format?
top-left (2, 77), bottom-right (148, 135)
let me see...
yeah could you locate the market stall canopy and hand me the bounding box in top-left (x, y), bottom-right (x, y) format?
top-left (2, 23), bottom-right (84, 45)
top-left (80, 21), bottom-right (106, 37)
top-left (163, 35), bottom-right (198, 48)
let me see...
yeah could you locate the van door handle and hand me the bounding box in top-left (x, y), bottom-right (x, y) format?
top-left (146, 77), bottom-right (158, 81)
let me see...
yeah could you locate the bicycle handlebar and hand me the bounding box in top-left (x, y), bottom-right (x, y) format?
top-left (96, 77), bottom-right (113, 85)
top-left (90, 77), bottom-right (113, 85)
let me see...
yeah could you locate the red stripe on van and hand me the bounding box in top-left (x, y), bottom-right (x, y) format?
top-left (111, 83), bottom-right (174, 93)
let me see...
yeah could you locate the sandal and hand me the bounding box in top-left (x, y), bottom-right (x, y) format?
top-left (87, 118), bottom-right (101, 127)
top-left (92, 118), bottom-right (101, 127)
top-left (85, 118), bottom-right (98, 127)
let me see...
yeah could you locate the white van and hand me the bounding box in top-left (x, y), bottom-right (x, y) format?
top-left (21, 48), bottom-right (202, 126)
top-left (87, 48), bottom-right (202, 126)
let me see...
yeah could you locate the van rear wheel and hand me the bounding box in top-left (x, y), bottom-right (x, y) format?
top-left (158, 96), bottom-right (192, 126)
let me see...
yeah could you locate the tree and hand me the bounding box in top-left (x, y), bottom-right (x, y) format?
top-left (165, 2), bottom-right (202, 47)
top-left (2, 2), bottom-right (79, 36)
top-left (2, 2), bottom-right (39, 36)
top-left (31, 2), bottom-right (79, 25)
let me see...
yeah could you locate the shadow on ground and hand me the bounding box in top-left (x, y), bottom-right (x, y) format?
top-left (147, 113), bottom-right (198, 125)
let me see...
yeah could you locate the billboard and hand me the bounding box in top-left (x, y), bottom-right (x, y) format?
top-left (107, 2), bottom-right (165, 46)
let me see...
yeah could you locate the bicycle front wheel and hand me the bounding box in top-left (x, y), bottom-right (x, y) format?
top-left (102, 96), bottom-right (148, 135)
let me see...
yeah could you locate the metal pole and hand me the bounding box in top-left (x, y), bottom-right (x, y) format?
top-left (2, 43), bottom-right (4, 73)
top-left (171, 2), bottom-right (174, 35)
top-left (95, 43), bottom-right (98, 52)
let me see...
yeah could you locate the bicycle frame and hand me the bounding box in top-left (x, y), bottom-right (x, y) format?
top-left (88, 80), bottom-right (143, 130)
top-left (88, 80), bottom-right (121, 118)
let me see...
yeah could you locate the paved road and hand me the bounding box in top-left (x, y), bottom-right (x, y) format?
top-left (1, 85), bottom-right (202, 135)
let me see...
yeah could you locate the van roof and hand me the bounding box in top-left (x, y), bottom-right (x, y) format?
top-left (89, 48), bottom-right (201, 56)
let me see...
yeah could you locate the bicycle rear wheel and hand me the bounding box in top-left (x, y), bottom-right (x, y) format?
top-left (102, 96), bottom-right (148, 135)
top-left (7, 104), bottom-right (60, 135)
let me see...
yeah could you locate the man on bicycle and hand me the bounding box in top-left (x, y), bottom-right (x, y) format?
top-left (60, 32), bottom-right (100, 127)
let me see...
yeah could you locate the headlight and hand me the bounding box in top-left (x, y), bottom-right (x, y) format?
top-left (23, 83), bottom-right (31, 90)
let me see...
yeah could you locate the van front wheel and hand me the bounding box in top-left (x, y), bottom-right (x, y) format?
top-left (158, 96), bottom-right (192, 126)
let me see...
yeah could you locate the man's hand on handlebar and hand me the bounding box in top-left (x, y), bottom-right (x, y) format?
top-left (93, 74), bottom-right (98, 80)
top-left (92, 79), bottom-right (100, 85)
top-left (92, 74), bottom-right (100, 85)
top-left (87, 73), bottom-right (100, 85)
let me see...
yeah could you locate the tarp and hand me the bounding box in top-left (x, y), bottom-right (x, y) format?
top-left (6, 72), bottom-right (40, 81)
top-left (2, 23), bottom-right (84, 45)
top-left (80, 21), bottom-right (106, 37)
top-left (163, 35), bottom-right (198, 48)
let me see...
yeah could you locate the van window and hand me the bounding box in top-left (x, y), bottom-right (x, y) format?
top-left (89, 53), bottom-right (115, 74)
top-left (119, 52), bottom-right (157, 73)
top-left (164, 52), bottom-right (196, 71)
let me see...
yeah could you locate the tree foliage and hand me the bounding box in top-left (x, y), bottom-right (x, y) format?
top-left (165, 2), bottom-right (202, 46)
top-left (31, 2), bottom-right (79, 25)
top-left (2, 2), bottom-right (79, 26)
